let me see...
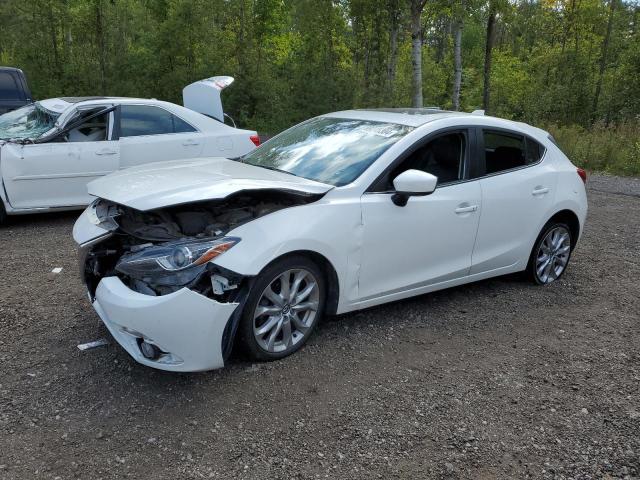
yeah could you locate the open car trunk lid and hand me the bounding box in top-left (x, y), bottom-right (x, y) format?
top-left (182, 76), bottom-right (234, 123)
top-left (87, 157), bottom-right (332, 211)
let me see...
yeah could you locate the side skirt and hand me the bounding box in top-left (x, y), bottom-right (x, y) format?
top-left (338, 262), bottom-right (522, 314)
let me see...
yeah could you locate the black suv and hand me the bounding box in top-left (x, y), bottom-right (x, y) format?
top-left (0, 67), bottom-right (32, 114)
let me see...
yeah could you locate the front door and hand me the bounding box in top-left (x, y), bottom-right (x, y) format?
top-left (357, 130), bottom-right (481, 301)
top-left (2, 109), bottom-right (119, 209)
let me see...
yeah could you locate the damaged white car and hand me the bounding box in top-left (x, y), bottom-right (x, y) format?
top-left (0, 76), bottom-right (259, 223)
top-left (73, 108), bottom-right (588, 372)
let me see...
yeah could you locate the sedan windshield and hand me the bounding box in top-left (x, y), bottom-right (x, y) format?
top-left (0, 103), bottom-right (60, 140)
top-left (241, 117), bottom-right (414, 186)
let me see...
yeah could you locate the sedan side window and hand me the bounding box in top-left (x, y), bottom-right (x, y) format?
top-left (120, 105), bottom-right (196, 137)
top-left (66, 109), bottom-right (110, 142)
top-left (385, 132), bottom-right (466, 189)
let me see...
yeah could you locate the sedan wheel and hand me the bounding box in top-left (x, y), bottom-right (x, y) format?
top-left (239, 255), bottom-right (326, 361)
top-left (253, 268), bottom-right (320, 353)
top-left (529, 223), bottom-right (572, 284)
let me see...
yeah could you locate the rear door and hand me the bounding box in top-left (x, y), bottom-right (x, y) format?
top-left (2, 107), bottom-right (119, 209)
top-left (117, 104), bottom-right (203, 168)
top-left (470, 128), bottom-right (556, 274)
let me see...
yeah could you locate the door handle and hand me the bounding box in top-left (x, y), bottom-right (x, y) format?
top-left (455, 204), bottom-right (478, 214)
top-left (182, 139), bottom-right (201, 146)
top-left (95, 149), bottom-right (117, 156)
top-left (532, 186), bottom-right (549, 196)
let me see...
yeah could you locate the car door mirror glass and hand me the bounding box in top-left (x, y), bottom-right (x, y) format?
top-left (391, 169), bottom-right (438, 206)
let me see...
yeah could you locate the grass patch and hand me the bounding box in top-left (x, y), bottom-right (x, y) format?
top-left (546, 121), bottom-right (640, 177)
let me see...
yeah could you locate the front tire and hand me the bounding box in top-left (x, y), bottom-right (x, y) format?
top-left (239, 255), bottom-right (326, 362)
top-left (527, 222), bottom-right (573, 285)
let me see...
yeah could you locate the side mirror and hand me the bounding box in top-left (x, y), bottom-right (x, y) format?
top-left (391, 169), bottom-right (438, 206)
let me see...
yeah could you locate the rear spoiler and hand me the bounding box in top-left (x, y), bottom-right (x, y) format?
top-left (182, 76), bottom-right (234, 123)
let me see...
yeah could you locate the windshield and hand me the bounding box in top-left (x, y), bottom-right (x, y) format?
top-left (241, 117), bottom-right (414, 186)
top-left (0, 103), bottom-right (60, 140)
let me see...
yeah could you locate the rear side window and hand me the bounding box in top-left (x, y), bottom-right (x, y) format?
top-left (483, 130), bottom-right (527, 175)
top-left (120, 105), bottom-right (196, 137)
top-left (525, 138), bottom-right (545, 163)
top-left (0, 72), bottom-right (21, 100)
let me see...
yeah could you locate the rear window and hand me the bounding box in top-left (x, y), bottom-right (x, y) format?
top-left (483, 130), bottom-right (545, 175)
top-left (120, 105), bottom-right (196, 137)
top-left (483, 131), bottom-right (527, 174)
top-left (0, 72), bottom-right (22, 100)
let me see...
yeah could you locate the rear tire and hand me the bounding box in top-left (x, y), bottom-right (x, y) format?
top-left (239, 255), bottom-right (326, 362)
top-left (0, 201), bottom-right (7, 225)
top-left (526, 221), bottom-right (573, 285)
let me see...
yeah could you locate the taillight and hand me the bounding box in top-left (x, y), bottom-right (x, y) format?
top-left (577, 167), bottom-right (587, 184)
top-left (249, 134), bottom-right (260, 147)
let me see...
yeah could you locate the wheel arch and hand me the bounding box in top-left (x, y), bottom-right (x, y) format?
top-left (259, 249), bottom-right (340, 316)
top-left (545, 209), bottom-right (580, 248)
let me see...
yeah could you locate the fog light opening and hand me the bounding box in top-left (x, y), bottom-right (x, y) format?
top-left (138, 339), bottom-right (161, 360)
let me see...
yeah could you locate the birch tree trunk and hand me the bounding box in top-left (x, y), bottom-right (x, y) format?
top-left (410, 0), bottom-right (427, 108)
top-left (452, 19), bottom-right (463, 111)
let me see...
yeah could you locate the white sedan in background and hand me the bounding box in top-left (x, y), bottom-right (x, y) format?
top-left (73, 108), bottom-right (588, 372)
top-left (0, 77), bottom-right (259, 223)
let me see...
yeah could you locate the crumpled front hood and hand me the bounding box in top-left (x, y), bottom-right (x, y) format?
top-left (88, 157), bottom-right (332, 211)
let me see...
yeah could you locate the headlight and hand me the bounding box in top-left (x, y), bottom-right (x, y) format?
top-left (115, 237), bottom-right (239, 286)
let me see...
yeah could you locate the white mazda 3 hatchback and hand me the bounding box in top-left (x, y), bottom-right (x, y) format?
top-left (73, 108), bottom-right (588, 372)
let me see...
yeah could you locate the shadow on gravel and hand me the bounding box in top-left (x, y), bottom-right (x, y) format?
top-left (84, 271), bottom-right (530, 396)
top-left (1, 210), bottom-right (79, 228)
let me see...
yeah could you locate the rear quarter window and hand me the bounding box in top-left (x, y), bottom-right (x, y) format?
top-left (525, 137), bottom-right (545, 164)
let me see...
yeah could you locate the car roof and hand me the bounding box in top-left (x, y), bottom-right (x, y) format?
top-left (0, 66), bottom-right (24, 72)
top-left (58, 96), bottom-right (112, 104)
top-left (38, 96), bottom-right (174, 114)
top-left (323, 107), bottom-right (548, 137)
top-left (323, 108), bottom-right (473, 127)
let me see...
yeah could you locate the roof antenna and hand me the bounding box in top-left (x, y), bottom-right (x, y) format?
top-left (471, 109), bottom-right (485, 115)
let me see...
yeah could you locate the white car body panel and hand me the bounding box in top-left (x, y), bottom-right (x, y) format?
top-left (358, 181), bottom-right (482, 300)
top-left (2, 139), bottom-right (120, 209)
top-left (470, 158), bottom-right (559, 274)
top-left (87, 157), bottom-right (332, 211)
top-left (94, 276), bottom-right (238, 372)
top-left (0, 94), bottom-right (257, 215)
top-left (72, 109), bottom-right (588, 372)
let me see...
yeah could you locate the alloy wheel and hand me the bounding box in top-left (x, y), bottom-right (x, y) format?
top-left (536, 226), bottom-right (571, 284)
top-left (253, 268), bottom-right (320, 353)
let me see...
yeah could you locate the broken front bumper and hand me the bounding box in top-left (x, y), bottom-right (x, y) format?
top-left (93, 276), bottom-right (239, 372)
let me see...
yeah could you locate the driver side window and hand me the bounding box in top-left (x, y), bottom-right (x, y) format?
top-left (387, 131), bottom-right (466, 189)
top-left (62, 108), bottom-right (111, 142)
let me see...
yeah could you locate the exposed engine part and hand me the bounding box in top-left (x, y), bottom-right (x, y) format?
top-left (82, 189), bottom-right (322, 298)
top-left (114, 190), bottom-right (318, 242)
top-left (211, 274), bottom-right (238, 295)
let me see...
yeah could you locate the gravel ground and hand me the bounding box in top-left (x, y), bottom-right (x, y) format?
top-left (0, 173), bottom-right (638, 479)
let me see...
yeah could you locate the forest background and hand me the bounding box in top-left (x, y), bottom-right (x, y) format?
top-left (1, 0), bottom-right (639, 174)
